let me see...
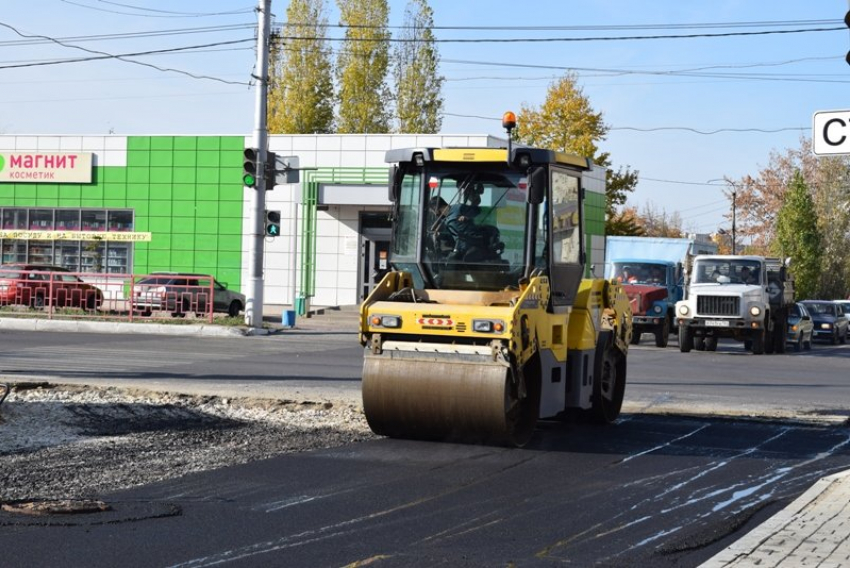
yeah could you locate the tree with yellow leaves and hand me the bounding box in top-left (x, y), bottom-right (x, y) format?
top-left (336, 0), bottom-right (391, 133)
top-left (267, 0), bottom-right (334, 134)
top-left (516, 73), bottom-right (640, 236)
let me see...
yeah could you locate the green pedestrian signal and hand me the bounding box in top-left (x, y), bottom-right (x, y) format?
top-left (265, 210), bottom-right (281, 237)
top-left (243, 148), bottom-right (259, 187)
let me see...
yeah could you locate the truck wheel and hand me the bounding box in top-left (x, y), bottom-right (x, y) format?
top-left (679, 326), bottom-right (693, 353)
top-left (705, 337), bottom-right (718, 351)
top-left (694, 336), bottom-right (705, 351)
top-left (751, 330), bottom-right (765, 354)
top-left (591, 338), bottom-right (626, 424)
top-left (655, 317), bottom-right (670, 348)
top-left (774, 312), bottom-right (787, 354)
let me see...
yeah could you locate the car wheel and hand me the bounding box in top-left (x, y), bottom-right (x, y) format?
top-left (227, 300), bottom-right (241, 318)
top-left (678, 326), bottom-right (692, 353)
top-left (804, 332), bottom-right (812, 351)
top-left (833, 331), bottom-right (840, 345)
top-left (794, 334), bottom-right (803, 352)
top-left (140, 309), bottom-right (152, 317)
top-left (841, 330), bottom-right (847, 345)
top-left (751, 329), bottom-right (765, 355)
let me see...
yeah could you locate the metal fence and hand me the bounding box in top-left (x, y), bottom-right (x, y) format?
top-left (0, 269), bottom-right (220, 323)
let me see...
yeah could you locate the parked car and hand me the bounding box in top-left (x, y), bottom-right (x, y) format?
top-left (800, 300), bottom-right (849, 345)
top-left (0, 264), bottom-right (103, 310)
top-left (132, 272), bottom-right (245, 317)
top-left (786, 302), bottom-right (814, 352)
top-left (835, 300), bottom-right (850, 324)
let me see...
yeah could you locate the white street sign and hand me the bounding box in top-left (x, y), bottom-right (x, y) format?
top-left (812, 110), bottom-right (850, 156)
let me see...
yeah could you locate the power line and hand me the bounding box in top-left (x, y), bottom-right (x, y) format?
top-left (612, 126), bottom-right (811, 135)
top-left (276, 26), bottom-right (842, 44)
top-left (286, 18), bottom-right (843, 32)
top-left (59, 0), bottom-right (254, 18)
top-left (0, 21), bottom-right (251, 85)
top-left (0, 23), bottom-right (257, 47)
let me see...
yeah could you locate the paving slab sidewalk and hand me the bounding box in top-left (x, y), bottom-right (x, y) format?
top-left (701, 469), bottom-right (850, 567)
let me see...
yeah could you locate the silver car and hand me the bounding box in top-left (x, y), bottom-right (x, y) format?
top-left (133, 273), bottom-right (245, 317)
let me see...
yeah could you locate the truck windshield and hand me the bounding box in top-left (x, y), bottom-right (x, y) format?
top-left (613, 262), bottom-right (667, 285)
top-left (391, 167), bottom-right (531, 291)
top-left (693, 259), bottom-right (762, 284)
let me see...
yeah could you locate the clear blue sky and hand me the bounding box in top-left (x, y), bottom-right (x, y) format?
top-left (2, 1), bottom-right (848, 234)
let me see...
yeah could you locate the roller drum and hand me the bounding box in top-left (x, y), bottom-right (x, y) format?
top-left (362, 351), bottom-right (536, 446)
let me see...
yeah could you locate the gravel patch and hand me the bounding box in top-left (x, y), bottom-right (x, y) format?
top-left (0, 383), bottom-right (375, 501)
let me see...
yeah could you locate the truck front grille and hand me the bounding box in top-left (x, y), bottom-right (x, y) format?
top-left (697, 296), bottom-right (740, 316)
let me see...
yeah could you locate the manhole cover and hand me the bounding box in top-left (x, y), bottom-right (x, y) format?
top-left (2, 499), bottom-right (110, 516)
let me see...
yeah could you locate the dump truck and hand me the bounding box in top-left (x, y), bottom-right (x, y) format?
top-left (675, 255), bottom-right (794, 354)
top-left (359, 138), bottom-right (633, 447)
top-left (605, 236), bottom-right (717, 347)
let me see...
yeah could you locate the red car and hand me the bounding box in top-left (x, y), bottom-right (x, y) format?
top-left (0, 264), bottom-right (103, 310)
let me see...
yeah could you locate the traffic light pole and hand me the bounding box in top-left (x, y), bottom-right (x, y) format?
top-left (245, 0), bottom-right (272, 329)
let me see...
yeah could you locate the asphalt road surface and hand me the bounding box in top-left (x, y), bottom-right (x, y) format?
top-left (2, 326), bottom-right (850, 567)
top-left (2, 327), bottom-right (849, 417)
top-left (2, 415), bottom-right (848, 567)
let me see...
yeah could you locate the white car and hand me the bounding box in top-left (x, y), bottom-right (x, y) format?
top-left (132, 273), bottom-right (245, 317)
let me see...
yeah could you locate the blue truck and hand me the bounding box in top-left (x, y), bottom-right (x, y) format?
top-left (604, 236), bottom-right (718, 347)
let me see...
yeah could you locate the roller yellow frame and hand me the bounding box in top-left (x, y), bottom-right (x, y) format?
top-left (360, 145), bottom-right (632, 446)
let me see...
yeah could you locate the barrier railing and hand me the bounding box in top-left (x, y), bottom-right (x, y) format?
top-left (0, 269), bottom-right (219, 323)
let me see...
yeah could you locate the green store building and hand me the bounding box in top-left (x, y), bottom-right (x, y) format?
top-left (0, 134), bottom-right (607, 311)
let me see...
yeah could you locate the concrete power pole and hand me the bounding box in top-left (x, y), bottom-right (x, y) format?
top-left (245, 0), bottom-right (272, 328)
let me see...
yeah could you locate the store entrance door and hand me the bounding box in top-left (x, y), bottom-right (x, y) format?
top-left (359, 213), bottom-right (392, 302)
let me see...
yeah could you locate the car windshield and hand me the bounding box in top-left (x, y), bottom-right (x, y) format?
top-left (805, 302), bottom-right (836, 316)
top-left (693, 259), bottom-right (761, 284)
top-left (0, 270), bottom-right (23, 278)
top-left (613, 262), bottom-right (668, 285)
top-left (393, 167), bottom-right (535, 291)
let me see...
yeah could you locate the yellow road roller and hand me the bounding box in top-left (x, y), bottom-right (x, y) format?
top-left (360, 141), bottom-right (632, 447)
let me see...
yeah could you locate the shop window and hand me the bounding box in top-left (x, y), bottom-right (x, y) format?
top-left (56, 242), bottom-right (81, 271)
top-left (2, 209), bottom-right (27, 230)
top-left (56, 210), bottom-right (81, 231)
top-left (28, 240), bottom-right (54, 265)
top-left (29, 210), bottom-right (54, 230)
top-left (108, 210), bottom-right (133, 232)
top-left (0, 207), bottom-right (134, 273)
top-left (81, 210), bottom-right (106, 231)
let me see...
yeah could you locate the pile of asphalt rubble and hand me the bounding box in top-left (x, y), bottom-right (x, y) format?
top-left (0, 384), bottom-right (375, 501)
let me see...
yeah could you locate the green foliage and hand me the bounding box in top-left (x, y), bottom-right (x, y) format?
top-left (268, 0), bottom-right (335, 134)
top-left (393, 0), bottom-right (443, 133)
top-left (605, 165), bottom-right (640, 235)
top-left (336, 0), bottom-right (391, 133)
top-left (772, 170), bottom-right (821, 300)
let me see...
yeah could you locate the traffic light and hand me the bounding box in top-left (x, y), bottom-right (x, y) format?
top-left (846, 10), bottom-right (850, 66)
top-left (264, 151), bottom-right (277, 190)
top-left (265, 210), bottom-right (281, 237)
top-left (243, 147), bottom-right (259, 187)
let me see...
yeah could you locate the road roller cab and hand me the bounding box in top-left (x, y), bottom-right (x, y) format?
top-left (360, 141), bottom-right (632, 447)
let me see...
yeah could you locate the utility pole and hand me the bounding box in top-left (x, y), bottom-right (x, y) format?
top-left (731, 188), bottom-right (737, 255)
top-left (245, 0), bottom-right (272, 328)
